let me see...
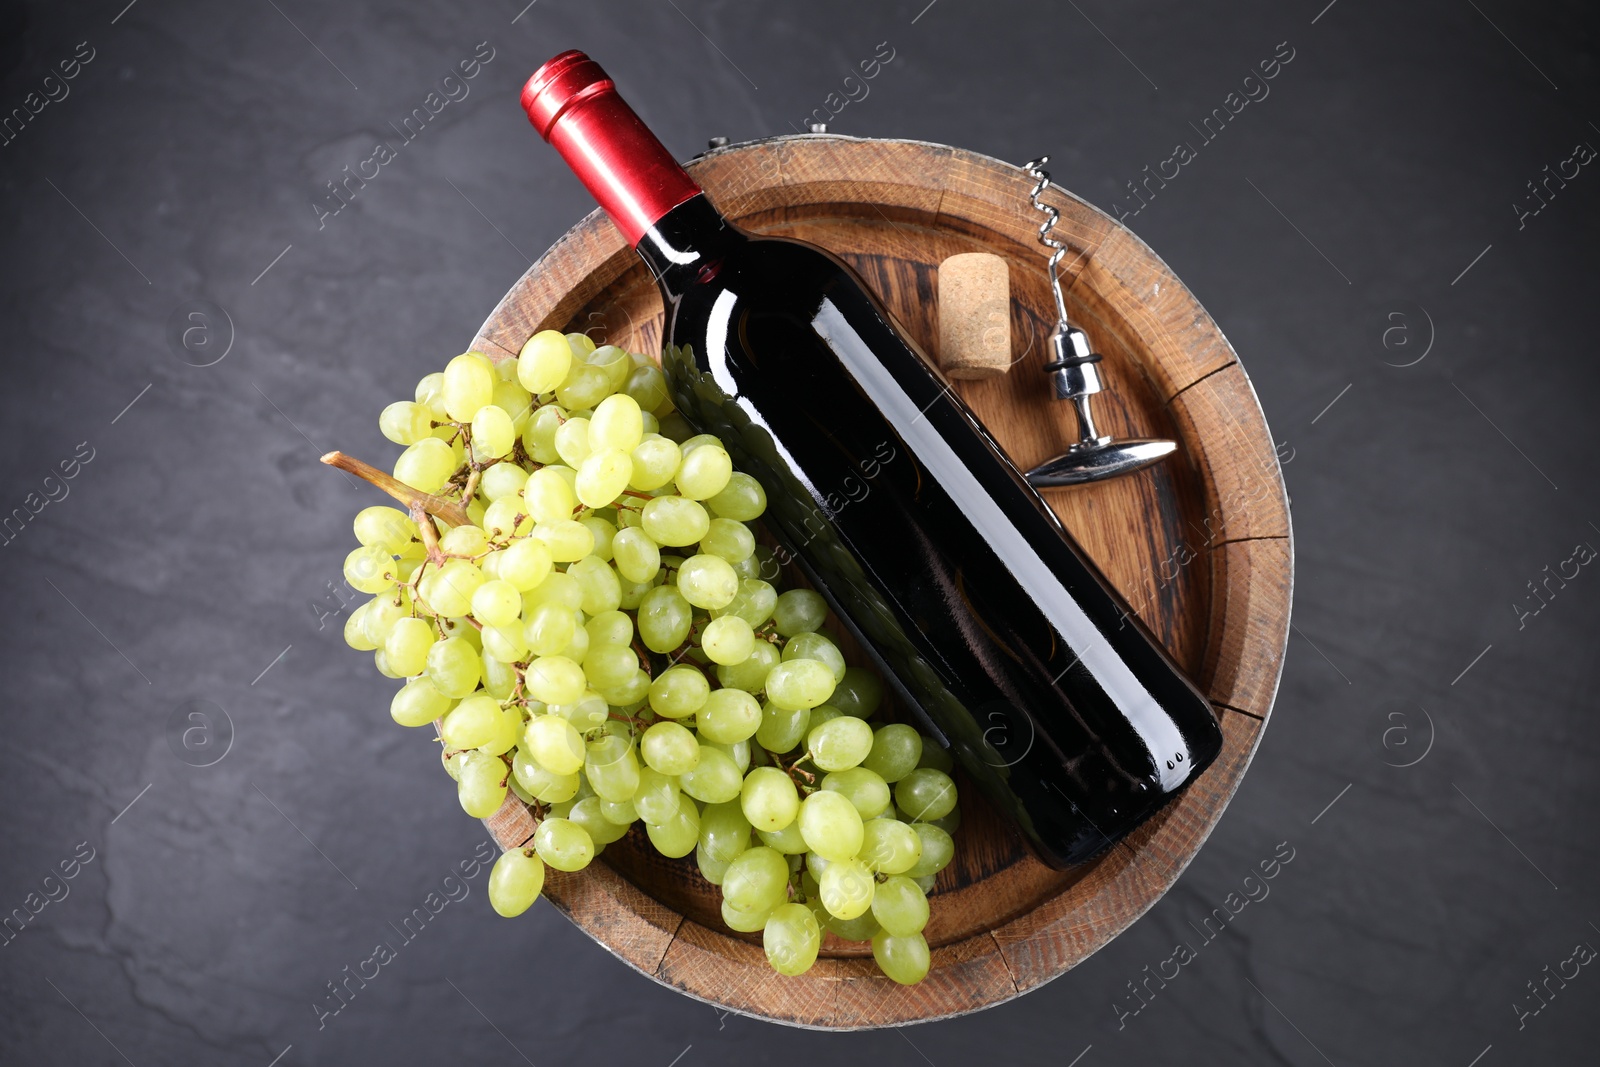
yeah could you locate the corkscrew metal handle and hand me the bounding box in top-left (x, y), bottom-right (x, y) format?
top-left (1022, 155), bottom-right (1177, 488)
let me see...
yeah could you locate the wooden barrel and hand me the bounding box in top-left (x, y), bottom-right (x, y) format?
top-left (465, 136), bottom-right (1292, 1028)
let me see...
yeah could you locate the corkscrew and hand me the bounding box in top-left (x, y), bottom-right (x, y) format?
top-left (1022, 157), bottom-right (1176, 487)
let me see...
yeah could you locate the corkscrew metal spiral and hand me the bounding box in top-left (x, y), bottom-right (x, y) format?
top-left (1023, 156), bottom-right (1070, 325)
top-left (1020, 154), bottom-right (1177, 488)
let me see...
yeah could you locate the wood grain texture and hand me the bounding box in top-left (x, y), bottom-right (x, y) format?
top-left (467, 136), bottom-right (1292, 1028)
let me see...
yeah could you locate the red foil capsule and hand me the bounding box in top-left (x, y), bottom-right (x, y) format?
top-left (521, 51), bottom-right (703, 247)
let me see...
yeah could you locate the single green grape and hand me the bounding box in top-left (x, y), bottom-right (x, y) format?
top-left (871, 875), bottom-right (930, 936)
top-left (721, 897), bottom-right (772, 933)
top-left (858, 817), bottom-right (922, 875)
top-left (705, 738), bottom-right (750, 773)
top-left (415, 370), bottom-right (448, 419)
top-left (740, 767), bottom-right (800, 832)
top-left (633, 766), bottom-right (681, 824)
top-left (582, 643), bottom-right (638, 690)
top-left (596, 668), bottom-right (651, 707)
top-left (344, 545), bottom-right (396, 595)
top-left (586, 344), bottom-right (631, 391)
top-left (641, 721), bottom-right (700, 776)
top-left (439, 524), bottom-right (489, 557)
top-left (470, 404), bottom-right (515, 461)
top-left (511, 749), bottom-right (580, 803)
top-left (583, 609), bottom-right (632, 648)
top-left (553, 416), bottom-right (593, 467)
top-left (612, 527), bottom-right (661, 583)
top-left (525, 570), bottom-right (583, 611)
top-left (676, 554), bottom-right (739, 610)
top-left (584, 733), bottom-right (641, 802)
top-left (755, 701), bottom-right (810, 754)
top-left (522, 713), bottom-right (586, 775)
top-left (521, 403), bottom-right (565, 464)
top-left (481, 649), bottom-right (519, 700)
top-left (549, 689), bottom-right (607, 731)
top-left (534, 817), bottom-right (594, 872)
top-left (679, 745), bottom-right (742, 804)
top-left (871, 930), bottom-right (931, 985)
top-left (710, 578), bottom-right (777, 630)
top-left (479, 704), bottom-right (523, 756)
top-left (764, 902), bottom-right (822, 977)
top-left (488, 848), bottom-right (545, 917)
top-left (905, 823), bottom-right (955, 879)
top-left (674, 444), bottom-right (733, 500)
top-left (522, 467), bottom-right (576, 523)
top-left (818, 857), bottom-right (874, 920)
top-left (781, 632), bottom-right (846, 683)
top-left (425, 637), bottom-right (481, 698)
top-left (698, 801), bottom-right (753, 865)
top-left (764, 659), bottom-right (837, 711)
top-left (568, 795), bottom-right (629, 846)
top-left (361, 594), bottom-right (408, 647)
top-left (354, 505), bottom-right (418, 554)
top-left (827, 911), bottom-right (881, 943)
top-left (420, 558), bottom-right (485, 618)
top-left (895, 768), bottom-right (957, 822)
top-left (523, 655), bottom-right (586, 706)
top-left (578, 515), bottom-right (616, 562)
top-left (695, 687), bottom-right (762, 744)
top-left (757, 820), bottom-right (809, 855)
top-left (575, 448), bottom-right (633, 508)
top-left (798, 789), bottom-right (865, 862)
top-left (532, 519), bottom-right (593, 563)
top-left (556, 363), bottom-right (614, 411)
top-left (623, 363), bottom-right (669, 412)
top-left (820, 766), bottom-right (892, 819)
top-left (644, 802), bottom-right (699, 858)
top-left (379, 400), bottom-right (434, 445)
top-left (705, 472), bottom-right (766, 521)
top-left (523, 601), bottom-right (576, 657)
top-left (456, 750), bottom-right (507, 818)
top-left (383, 617), bottom-right (435, 677)
top-left (517, 330), bottom-right (572, 394)
top-left (717, 639), bottom-right (779, 692)
top-left (772, 588), bottom-right (828, 636)
top-left (860, 724), bottom-right (923, 782)
top-left (829, 666), bottom-right (885, 719)
top-left (478, 504), bottom-right (531, 546)
top-left (443, 352), bottom-right (495, 422)
top-left (807, 715), bottom-right (874, 772)
top-left (697, 843), bottom-right (732, 886)
top-left (641, 495), bottom-right (711, 547)
top-left (637, 585), bottom-right (693, 653)
top-left (721, 846), bottom-right (790, 912)
top-left (568, 555), bottom-right (622, 615)
top-left (599, 796), bottom-right (638, 826)
top-left (390, 678), bottom-right (451, 727)
top-left (648, 665), bottom-right (709, 719)
top-left (471, 580), bottom-right (522, 628)
top-left (497, 538), bottom-right (553, 592)
top-left (628, 436), bottom-right (682, 491)
top-left (589, 393), bottom-right (644, 452)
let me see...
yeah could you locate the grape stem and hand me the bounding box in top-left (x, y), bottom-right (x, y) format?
top-left (320, 450), bottom-right (471, 528)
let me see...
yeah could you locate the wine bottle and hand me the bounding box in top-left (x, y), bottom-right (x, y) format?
top-left (520, 51), bottom-right (1223, 868)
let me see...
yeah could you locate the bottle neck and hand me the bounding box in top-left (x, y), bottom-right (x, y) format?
top-left (635, 194), bottom-right (745, 296)
top-left (529, 54), bottom-right (703, 246)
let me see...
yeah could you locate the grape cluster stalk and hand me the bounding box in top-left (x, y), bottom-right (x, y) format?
top-left (331, 332), bottom-right (962, 983)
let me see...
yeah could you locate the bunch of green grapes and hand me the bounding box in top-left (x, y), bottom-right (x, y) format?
top-left (341, 330), bottom-right (961, 984)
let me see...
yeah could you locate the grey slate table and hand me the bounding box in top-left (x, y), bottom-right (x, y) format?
top-left (2, 1), bottom-right (1597, 1063)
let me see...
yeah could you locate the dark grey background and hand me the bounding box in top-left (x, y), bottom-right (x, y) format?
top-left (2, 0), bottom-right (1596, 1063)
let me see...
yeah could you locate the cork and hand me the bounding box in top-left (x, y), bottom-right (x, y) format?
top-left (937, 252), bottom-right (1011, 380)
